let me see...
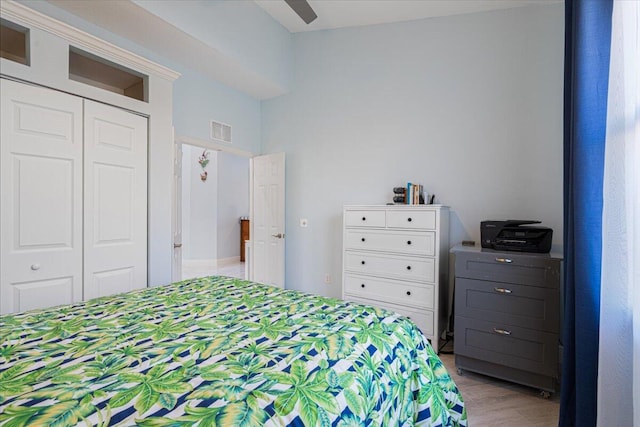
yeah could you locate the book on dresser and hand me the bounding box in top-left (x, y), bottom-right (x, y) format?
top-left (341, 205), bottom-right (450, 350)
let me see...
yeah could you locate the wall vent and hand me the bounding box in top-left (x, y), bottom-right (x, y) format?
top-left (210, 120), bottom-right (232, 143)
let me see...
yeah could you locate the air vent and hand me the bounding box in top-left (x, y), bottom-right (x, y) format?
top-left (210, 120), bottom-right (232, 143)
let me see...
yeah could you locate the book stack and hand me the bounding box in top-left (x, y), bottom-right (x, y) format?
top-left (406, 182), bottom-right (424, 205)
top-left (393, 183), bottom-right (428, 204)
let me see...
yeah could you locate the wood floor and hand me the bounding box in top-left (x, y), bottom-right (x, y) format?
top-left (439, 346), bottom-right (560, 426)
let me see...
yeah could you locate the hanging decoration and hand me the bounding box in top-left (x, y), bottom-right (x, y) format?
top-left (198, 150), bottom-right (210, 182)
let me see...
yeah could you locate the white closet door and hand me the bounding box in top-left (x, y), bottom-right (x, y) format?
top-left (0, 79), bottom-right (83, 314)
top-left (83, 100), bottom-right (148, 299)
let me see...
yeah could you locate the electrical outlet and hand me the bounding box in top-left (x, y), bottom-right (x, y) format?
top-left (300, 218), bottom-right (308, 227)
top-left (324, 274), bottom-right (331, 284)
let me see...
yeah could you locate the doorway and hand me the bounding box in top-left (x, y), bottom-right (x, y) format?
top-left (178, 143), bottom-right (250, 281)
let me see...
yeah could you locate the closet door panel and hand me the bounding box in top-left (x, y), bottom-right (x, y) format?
top-left (0, 79), bottom-right (83, 314)
top-left (83, 100), bottom-right (148, 299)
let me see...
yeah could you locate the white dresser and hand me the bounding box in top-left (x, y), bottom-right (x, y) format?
top-left (342, 205), bottom-right (450, 347)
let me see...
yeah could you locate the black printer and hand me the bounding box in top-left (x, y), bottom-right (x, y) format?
top-left (481, 220), bottom-right (553, 253)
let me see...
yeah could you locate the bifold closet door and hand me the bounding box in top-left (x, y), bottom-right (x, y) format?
top-left (0, 79), bottom-right (83, 314)
top-left (83, 100), bottom-right (148, 299)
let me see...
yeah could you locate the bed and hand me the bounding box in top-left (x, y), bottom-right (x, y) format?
top-left (0, 276), bottom-right (466, 426)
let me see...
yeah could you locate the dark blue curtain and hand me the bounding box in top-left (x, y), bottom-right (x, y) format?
top-left (560, 0), bottom-right (612, 426)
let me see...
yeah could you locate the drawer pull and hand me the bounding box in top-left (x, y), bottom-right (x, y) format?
top-left (406, 291), bottom-right (411, 296)
top-left (494, 287), bottom-right (513, 294)
top-left (362, 216), bottom-right (366, 221)
top-left (495, 258), bottom-right (513, 263)
top-left (31, 263), bottom-right (41, 271)
top-left (406, 265), bottom-right (412, 271)
top-left (407, 240), bottom-right (412, 245)
top-left (361, 237), bottom-right (366, 242)
top-left (493, 328), bottom-right (512, 336)
top-left (361, 261), bottom-right (366, 265)
top-left (407, 217), bottom-right (413, 222)
top-left (361, 283), bottom-right (365, 288)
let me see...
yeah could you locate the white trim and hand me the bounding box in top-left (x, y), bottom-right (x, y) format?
top-left (176, 134), bottom-right (254, 158)
top-left (0, 0), bottom-right (180, 82)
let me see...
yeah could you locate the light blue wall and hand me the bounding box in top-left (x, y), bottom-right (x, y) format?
top-left (19, 1), bottom-right (565, 299)
top-left (181, 146), bottom-right (218, 261)
top-left (217, 152), bottom-right (250, 260)
top-left (20, 0), bottom-right (262, 154)
top-left (262, 4), bottom-right (565, 297)
top-left (134, 0), bottom-right (293, 94)
top-left (181, 148), bottom-right (249, 262)
top-left (173, 69), bottom-right (261, 154)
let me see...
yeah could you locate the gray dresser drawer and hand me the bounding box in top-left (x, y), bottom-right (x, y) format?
top-left (455, 278), bottom-right (559, 332)
top-left (454, 316), bottom-right (558, 377)
top-left (455, 251), bottom-right (561, 288)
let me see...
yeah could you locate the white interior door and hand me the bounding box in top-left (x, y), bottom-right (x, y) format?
top-left (172, 141), bottom-right (183, 282)
top-left (0, 79), bottom-right (83, 314)
top-left (251, 152), bottom-right (285, 287)
top-left (83, 100), bottom-right (148, 299)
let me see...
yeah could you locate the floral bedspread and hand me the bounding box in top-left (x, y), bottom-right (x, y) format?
top-left (0, 276), bottom-right (466, 426)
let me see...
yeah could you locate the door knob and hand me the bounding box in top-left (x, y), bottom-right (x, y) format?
top-left (31, 264), bottom-right (40, 271)
top-left (271, 233), bottom-right (285, 239)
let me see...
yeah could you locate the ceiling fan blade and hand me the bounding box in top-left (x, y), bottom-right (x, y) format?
top-left (284, 0), bottom-right (317, 24)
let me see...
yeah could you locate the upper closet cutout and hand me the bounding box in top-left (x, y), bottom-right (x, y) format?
top-left (69, 47), bottom-right (147, 102)
top-left (0, 18), bottom-right (29, 65)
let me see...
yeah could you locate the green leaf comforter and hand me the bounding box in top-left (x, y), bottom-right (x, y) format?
top-left (0, 276), bottom-right (466, 426)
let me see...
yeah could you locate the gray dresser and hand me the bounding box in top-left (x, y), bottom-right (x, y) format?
top-left (342, 205), bottom-right (449, 347)
top-left (452, 244), bottom-right (562, 394)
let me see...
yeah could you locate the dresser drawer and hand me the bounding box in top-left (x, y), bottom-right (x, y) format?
top-left (344, 229), bottom-right (435, 256)
top-left (344, 273), bottom-right (434, 310)
top-left (344, 210), bottom-right (385, 228)
top-left (455, 251), bottom-right (561, 288)
top-left (387, 210), bottom-right (436, 230)
top-left (456, 278), bottom-right (559, 332)
top-left (344, 251), bottom-right (435, 282)
top-left (345, 295), bottom-right (434, 336)
top-left (454, 316), bottom-right (558, 377)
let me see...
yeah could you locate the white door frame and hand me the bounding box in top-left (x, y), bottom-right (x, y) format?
top-left (172, 131), bottom-right (183, 282)
top-left (172, 135), bottom-right (253, 282)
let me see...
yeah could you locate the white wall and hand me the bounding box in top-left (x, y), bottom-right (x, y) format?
top-left (181, 145), bottom-right (192, 260)
top-left (181, 147), bottom-right (249, 262)
top-left (261, 4), bottom-right (565, 298)
top-left (1, 2), bottom-right (180, 286)
top-left (182, 146), bottom-right (218, 261)
top-left (16, 1), bottom-right (264, 283)
top-left (217, 152), bottom-right (250, 260)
